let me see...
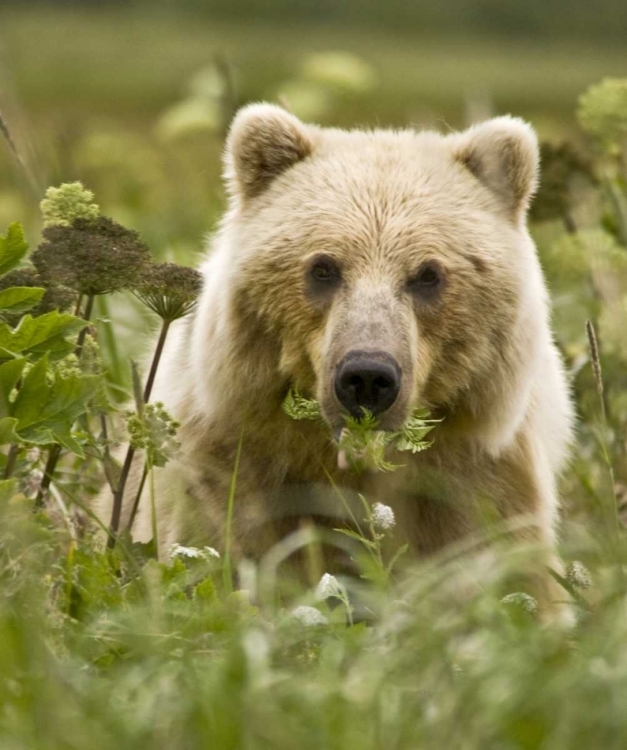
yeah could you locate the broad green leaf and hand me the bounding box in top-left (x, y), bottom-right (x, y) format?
top-left (0, 416), bottom-right (18, 444)
top-left (0, 311), bottom-right (86, 361)
top-left (10, 355), bottom-right (101, 457)
top-left (194, 576), bottom-right (217, 603)
top-left (0, 223), bottom-right (28, 276)
top-left (0, 287), bottom-right (44, 315)
top-left (51, 425), bottom-right (84, 456)
top-left (0, 358), bottom-right (27, 418)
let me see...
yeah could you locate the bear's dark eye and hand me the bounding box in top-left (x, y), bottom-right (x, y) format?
top-left (308, 255), bottom-right (341, 286)
top-left (408, 261), bottom-right (444, 299)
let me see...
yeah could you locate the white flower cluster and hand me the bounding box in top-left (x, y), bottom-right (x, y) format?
top-left (371, 502), bottom-right (395, 530)
top-left (291, 606), bottom-right (328, 627)
top-left (566, 560), bottom-right (592, 589)
top-left (501, 592), bottom-right (539, 615)
top-left (169, 543), bottom-right (220, 561)
top-left (315, 573), bottom-right (344, 601)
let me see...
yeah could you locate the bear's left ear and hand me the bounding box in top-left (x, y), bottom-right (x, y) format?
top-left (224, 103), bottom-right (313, 201)
top-left (452, 116), bottom-right (539, 221)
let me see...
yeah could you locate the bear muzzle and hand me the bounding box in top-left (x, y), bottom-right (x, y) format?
top-left (334, 350), bottom-right (401, 420)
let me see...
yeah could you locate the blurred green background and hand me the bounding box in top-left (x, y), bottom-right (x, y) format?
top-left (1, 0), bottom-right (626, 256)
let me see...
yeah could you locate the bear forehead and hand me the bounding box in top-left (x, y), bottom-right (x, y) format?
top-left (305, 130), bottom-right (470, 199)
top-left (248, 129), bottom-right (502, 228)
top-left (239, 129), bottom-right (511, 267)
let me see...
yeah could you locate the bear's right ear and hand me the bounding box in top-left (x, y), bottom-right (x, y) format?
top-left (224, 103), bottom-right (313, 201)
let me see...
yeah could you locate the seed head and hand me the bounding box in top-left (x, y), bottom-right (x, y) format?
top-left (133, 262), bottom-right (203, 322)
top-left (32, 216), bottom-right (152, 296)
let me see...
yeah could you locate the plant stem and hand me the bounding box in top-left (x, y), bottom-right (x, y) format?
top-left (34, 293), bottom-right (96, 508)
top-left (107, 445), bottom-right (136, 548)
top-left (563, 211), bottom-right (577, 234)
top-left (108, 318), bottom-right (172, 547)
top-left (75, 294), bottom-right (95, 357)
top-left (74, 293), bottom-right (84, 317)
top-left (100, 412), bottom-right (109, 447)
top-left (34, 445), bottom-right (61, 508)
top-left (143, 319), bottom-right (170, 402)
top-left (96, 296), bottom-right (123, 397)
top-left (222, 431), bottom-right (244, 595)
top-left (126, 463), bottom-right (148, 532)
top-left (4, 444), bottom-right (18, 479)
top-left (586, 320), bottom-right (622, 554)
top-left (150, 467), bottom-right (158, 561)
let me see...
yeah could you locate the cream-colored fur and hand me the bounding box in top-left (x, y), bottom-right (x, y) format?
top-left (99, 104), bottom-right (574, 600)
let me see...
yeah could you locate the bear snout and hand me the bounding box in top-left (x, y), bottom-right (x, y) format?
top-left (334, 350), bottom-right (401, 419)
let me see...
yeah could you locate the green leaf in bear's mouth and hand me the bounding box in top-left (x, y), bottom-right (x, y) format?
top-left (281, 389), bottom-right (440, 473)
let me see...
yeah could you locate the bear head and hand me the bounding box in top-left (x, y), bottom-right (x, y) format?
top-left (218, 104), bottom-right (546, 453)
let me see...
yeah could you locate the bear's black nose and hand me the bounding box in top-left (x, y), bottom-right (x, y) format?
top-left (334, 351), bottom-right (401, 418)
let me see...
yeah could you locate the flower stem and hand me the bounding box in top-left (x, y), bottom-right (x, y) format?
top-left (108, 318), bottom-right (172, 547)
top-left (107, 445), bottom-right (136, 548)
top-left (126, 463), bottom-right (148, 532)
top-left (143, 319), bottom-right (170, 402)
top-left (222, 431), bottom-right (244, 595)
top-left (74, 293), bottom-right (84, 317)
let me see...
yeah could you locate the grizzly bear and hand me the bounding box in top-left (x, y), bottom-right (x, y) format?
top-left (110, 104), bottom-right (574, 600)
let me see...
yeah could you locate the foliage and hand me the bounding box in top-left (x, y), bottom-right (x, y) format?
top-left (126, 401), bottom-right (180, 469)
top-left (282, 389), bottom-right (438, 473)
top-left (578, 78), bottom-right (627, 156)
top-left (2, 355), bottom-right (100, 456)
top-left (0, 222), bottom-right (29, 276)
top-left (282, 389), bottom-right (323, 420)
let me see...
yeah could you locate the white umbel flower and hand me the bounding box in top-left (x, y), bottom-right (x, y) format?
top-left (291, 606), bottom-right (328, 626)
top-left (566, 560), bottom-right (592, 589)
top-left (170, 543), bottom-right (220, 561)
top-left (371, 502), bottom-right (395, 530)
top-left (315, 573), bottom-right (343, 601)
